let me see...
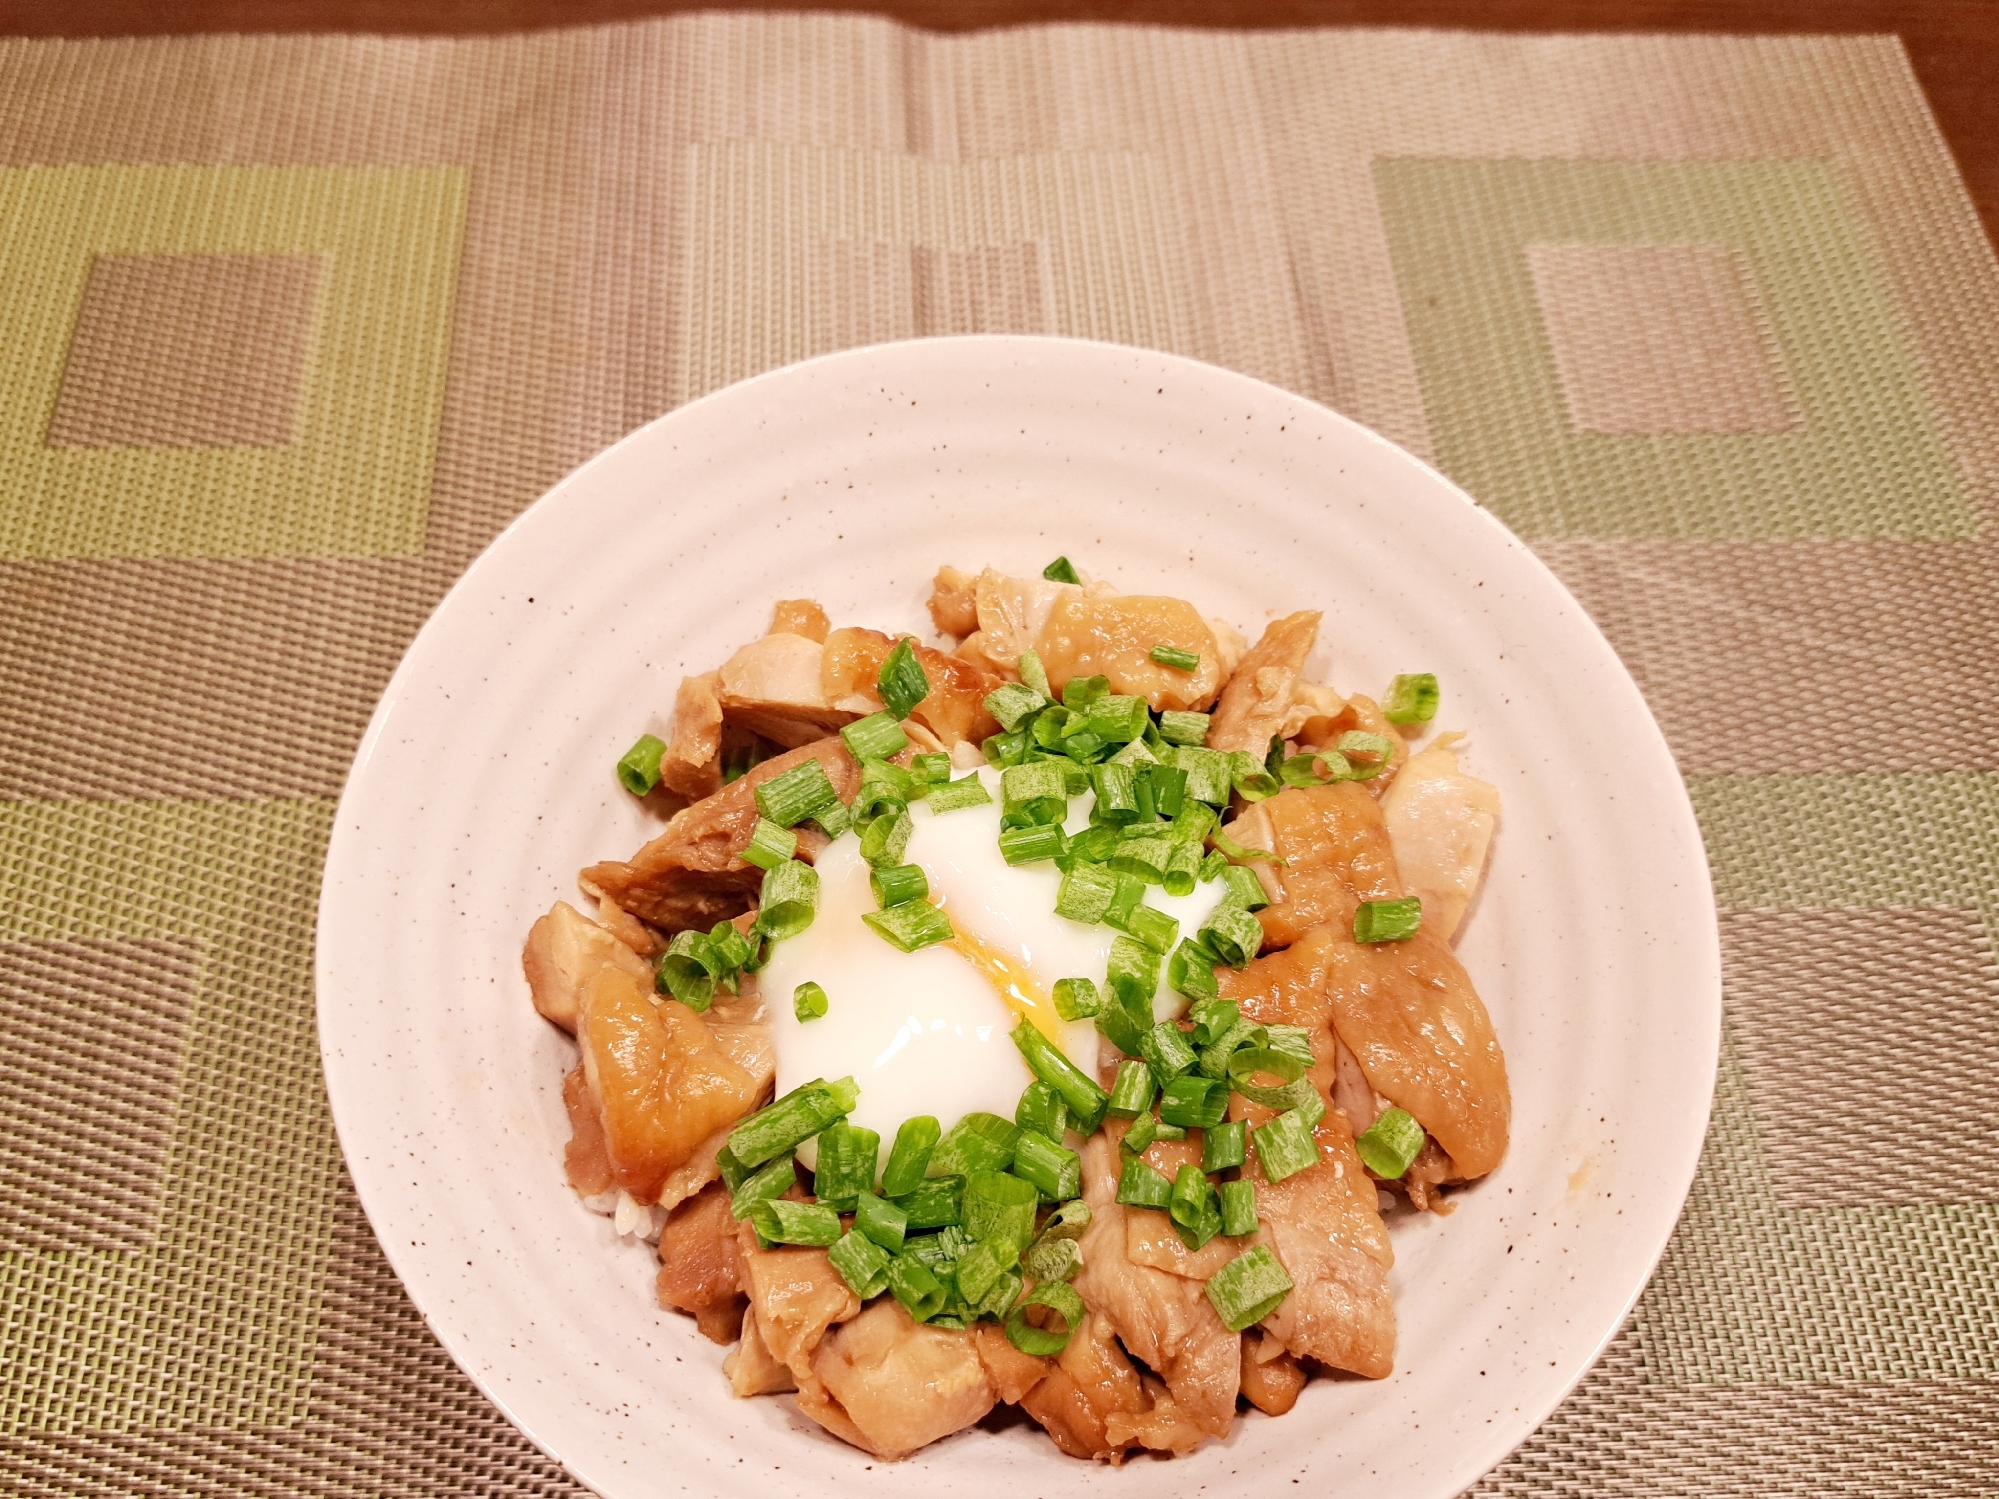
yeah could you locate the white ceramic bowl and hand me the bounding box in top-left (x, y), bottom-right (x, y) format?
top-left (317, 336), bottom-right (1720, 1499)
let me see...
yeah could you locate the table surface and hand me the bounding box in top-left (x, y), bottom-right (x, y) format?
top-left (5, 0), bottom-right (1996, 253)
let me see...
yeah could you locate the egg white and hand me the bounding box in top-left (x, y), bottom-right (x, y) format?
top-left (760, 767), bottom-right (1230, 1165)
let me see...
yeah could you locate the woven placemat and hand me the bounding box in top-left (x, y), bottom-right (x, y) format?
top-left (1, 19), bottom-right (1995, 1496)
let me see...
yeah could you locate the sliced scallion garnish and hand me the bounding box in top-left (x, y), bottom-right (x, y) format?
top-left (840, 710), bottom-right (909, 763)
top-left (1051, 975), bottom-right (1102, 1021)
top-left (1022, 1234), bottom-right (1082, 1284)
top-left (1354, 896), bottom-right (1422, 943)
top-left (1148, 643), bottom-right (1201, 672)
top-left (1157, 710), bottom-right (1211, 747)
top-left (1159, 1073), bottom-right (1229, 1130)
top-left (755, 760), bottom-right (841, 828)
top-left (729, 1154), bottom-right (796, 1219)
top-left (755, 858), bottom-right (821, 943)
top-left (741, 817), bottom-right (797, 872)
top-left (887, 1252), bottom-right (946, 1322)
top-left (854, 1190), bottom-right (907, 1252)
top-left (1009, 1019), bottom-right (1110, 1133)
top-left (1015, 1080), bottom-right (1068, 1141)
top-left (859, 804), bottom-right (914, 867)
top-left (892, 1177), bottom-right (965, 1230)
top-left (869, 862), bottom-right (928, 909)
top-left (750, 1197), bottom-right (842, 1247)
top-left (1202, 1118), bottom-right (1248, 1173)
top-left (1106, 1059), bottom-right (1156, 1120)
top-left (1138, 1021), bottom-right (1199, 1082)
top-left (998, 822), bottom-right (1066, 866)
top-left (930, 1114), bottom-right (1021, 1178)
top-left (656, 929), bottom-right (718, 1011)
top-left (1018, 649), bottom-right (1053, 701)
top-left (1105, 934), bottom-right (1160, 1015)
top-left (728, 1076), bottom-right (858, 1168)
top-left (1355, 1106), bottom-right (1426, 1179)
top-left (1170, 1164), bottom-right (1224, 1250)
top-left (926, 772), bottom-right (993, 814)
top-left (1012, 1132), bottom-right (1081, 1200)
top-left (829, 1228), bottom-right (892, 1298)
top-left (616, 734), bottom-right (666, 796)
top-left (984, 682), bottom-right (1045, 732)
top-left (953, 1237), bottom-right (1020, 1305)
top-left (1004, 1278), bottom-right (1084, 1355)
top-left (1205, 1244), bottom-right (1293, 1331)
top-left (1201, 905), bottom-right (1264, 969)
top-left (792, 979), bottom-right (830, 1021)
top-left (880, 1116), bottom-right (941, 1196)
top-left (1216, 1178), bottom-right (1258, 1238)
top-left (878, 638), bottom-right (930, 720)
top-left (1382, 672), bottom-right (1439, 726)
top-left (862, 899), bottom-right (955, 953)
top-left (1042, 556), bottom-right (1082, 586)
top-left (1251, 1107), bottom-right (1320, 1182)
top-left (1115, 1155), bottom-right (1173, 1211)
top-left (1001, 760), bottom-right (1068, 826)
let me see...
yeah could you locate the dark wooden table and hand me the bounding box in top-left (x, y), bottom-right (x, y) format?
top-left (6, 0), bottom-right (1992, 249)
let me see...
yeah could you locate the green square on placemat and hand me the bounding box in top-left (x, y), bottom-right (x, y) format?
top-left (1374, 157), bottom-right (1971, 541)
top-left (0, 164), bottom-right (467, 561)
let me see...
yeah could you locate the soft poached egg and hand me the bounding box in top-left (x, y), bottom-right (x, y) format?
top-left (759, 767), bottom-right (1229, 1157)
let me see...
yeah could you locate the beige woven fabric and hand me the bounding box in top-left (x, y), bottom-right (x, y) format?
top-left (0, 18), bottom-right (1994, 1495)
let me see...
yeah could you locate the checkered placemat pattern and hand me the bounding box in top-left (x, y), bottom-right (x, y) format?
top-left (1, 21), bottom-right (1994, 1495)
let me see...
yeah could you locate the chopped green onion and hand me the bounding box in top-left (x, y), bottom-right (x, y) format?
top-left (1202, 1118), bottom-right (1248, 1173)
top-left (1017, 648), bottom-right (1054, 701)
top-left (1115, 1156), bottom-right (1173, 1211)
top-left (1106, 1060), bottom-right (1157, 1120)
top-left (1170, 1164), bottom-right (1224, 1250)
top-left (962, 1168), bottom-right (1040, 1250)
top-left (1121, 1108), bottom-right (1161, 1155)
top-left (656, 929), bottom-right (719, 1011)
top-left (1005, 1278), bottom-right (1084, 1355)
top-left (1148, 643), bottom-right (1201, 672)
top-left (1201, 905), bottom-right (1264, 969)
top-left (1337, 730), bottom-right (1396, 770)
top-left (1354, 897), bottom-right (1423, 943)
top-left (859, 805), bottom-right (914, 867)
top-left (840, 711), bottom-right (910, 763)
top-left (1084, 694), bottom-right (1149, 745)
top-left (927, 773), bottom-right (992, 813)
top-left (1158, 711), bottom-right (1210, 747)
top-left (1088, 761), bottom-right (1141, 824)
top-left (1057, 759), bottom-right (1092, 795)
top-left (930, 1114), bottom-right (1021, 1177)
top-left (1226, 1048), bottom-right (1321, 1115)
top-left (1055, 863), bottom-right (1119, 924)
top-left (1009, 1020), bottom-right (1110, 1134)
top-left (1011, 1131), bottom-right (1082, 1201)
top-left (1109, 736), bottom-right (1157, 769)
top-left (1280, 750), bottom-right (1342, 788)
top-left (793, 980), bottom-right (830, 1021)
top-left (1197, 848), bottom-right (1229, 885)
top-left (893, 1177), bottom-right (965, 1230)
top-left (1158, 845), bottom-right (1200, 902)
top-left (983, 727), bottom-right (1031, 768)
top-left (812, 1122), bottom-right (878, 1202)
top-left (906, 1226), bottom-right (970, 1271)
top-left (984, 682), bottom-right (1045, 732)
top-left (1197, 1017), bottom-right (1266, 1079)
top-left (754, 760), bottom-right (840, 828)
top-left (1355, 1107), bottom-right (1427, 1179)
top-left (855, 1191), bottom-right (907, 1252)
top-left (1030, 705), bottom-right (1072, 751)
top-left (1105, 934), bottom-right (1161, 1014)
top-left (911, 752), bottom-right (951, 785)
top-left (1066, 824), bottom-right (1121, 865)
top-left (1094, 987), bottom-right (1153, 1058)
top-left (829, 1228), bottom-right (892, 1299)
top-left (972, 1269), bottom-right (1025, 1321)
top-left (1219, 864), bottom-right (1268, 912)
top-left (887, 1252), bottom-right (947, 1321)
top-left (1217, 1178), bottom-right (1258, 1238)
top-left (729, 1154), bottom-right (797, 1219)
top-left (881, 1116), bottom-right (941, 1196)
top-left (1159, 1073), bottom-right (1230, 1129)
top-left (1382, 672), bottom-right (1440, 726)
top-left (998, 823), bottom-right (1067, 866)
top-left (716, 1142), bottom-right (752, 1193)
top-left (808, 799), bottom-right (851, 839)
top-left (1109, 836), bottom-right (1172, 887)
top-left (741, 820), bottom-right (800, 877)
top-left (729, 1077), bottom-right (858, 1168)
top-left (1139, 1021), bottom-right (1199, 1081)
top-left (1168, 746), bottom-right (1229, 807)
top-left (1001, 760), bottom-right (1069, 826)
top-left (1265, 1025), bottom-right (1316, 1068)
top-left (1205, 1244), bottom-right (1293, 1332)
top-left (755, 859), bottom-right (821, 942)
top-left (1212, 827), bottom-right (1282, 867)
top-left (1035, 1198), bottom-right (1093, 1244)
top-left (1143, 763), bottom-right (1188, 818)
top-left (862, 900), bottom-right (955, 953)
top-left (869, 862), bottom-right (928, 910)
top-left (1022, 1234), bottom-right (1082, 1284)
top-left (617, 734), bottom-right (666, 796)
top-left (1114, 901), bottom-right (1179, 956)
top-left (1042, 556), bottom-right (1082, 586)
top-left (1187, 998), bottom-right (1239, 1047)
top-left (749, 1198), bottom-right (842, 1247)
top-left (1062, 676), bottom-right (1108, 713)
top-left (1051, 976), bottom-right (1102, 1021)
top-left (854, 758), bottom-right (915, 821)
top-left (954, 1236), bottom-right (1021, 1305)
top-left (1015, 1080), bottom-right (1068, 1142)
top-left (878, 638), bottom-right (931, 720)
top-left (1251, 1108), bottom-right (1321, 1182)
